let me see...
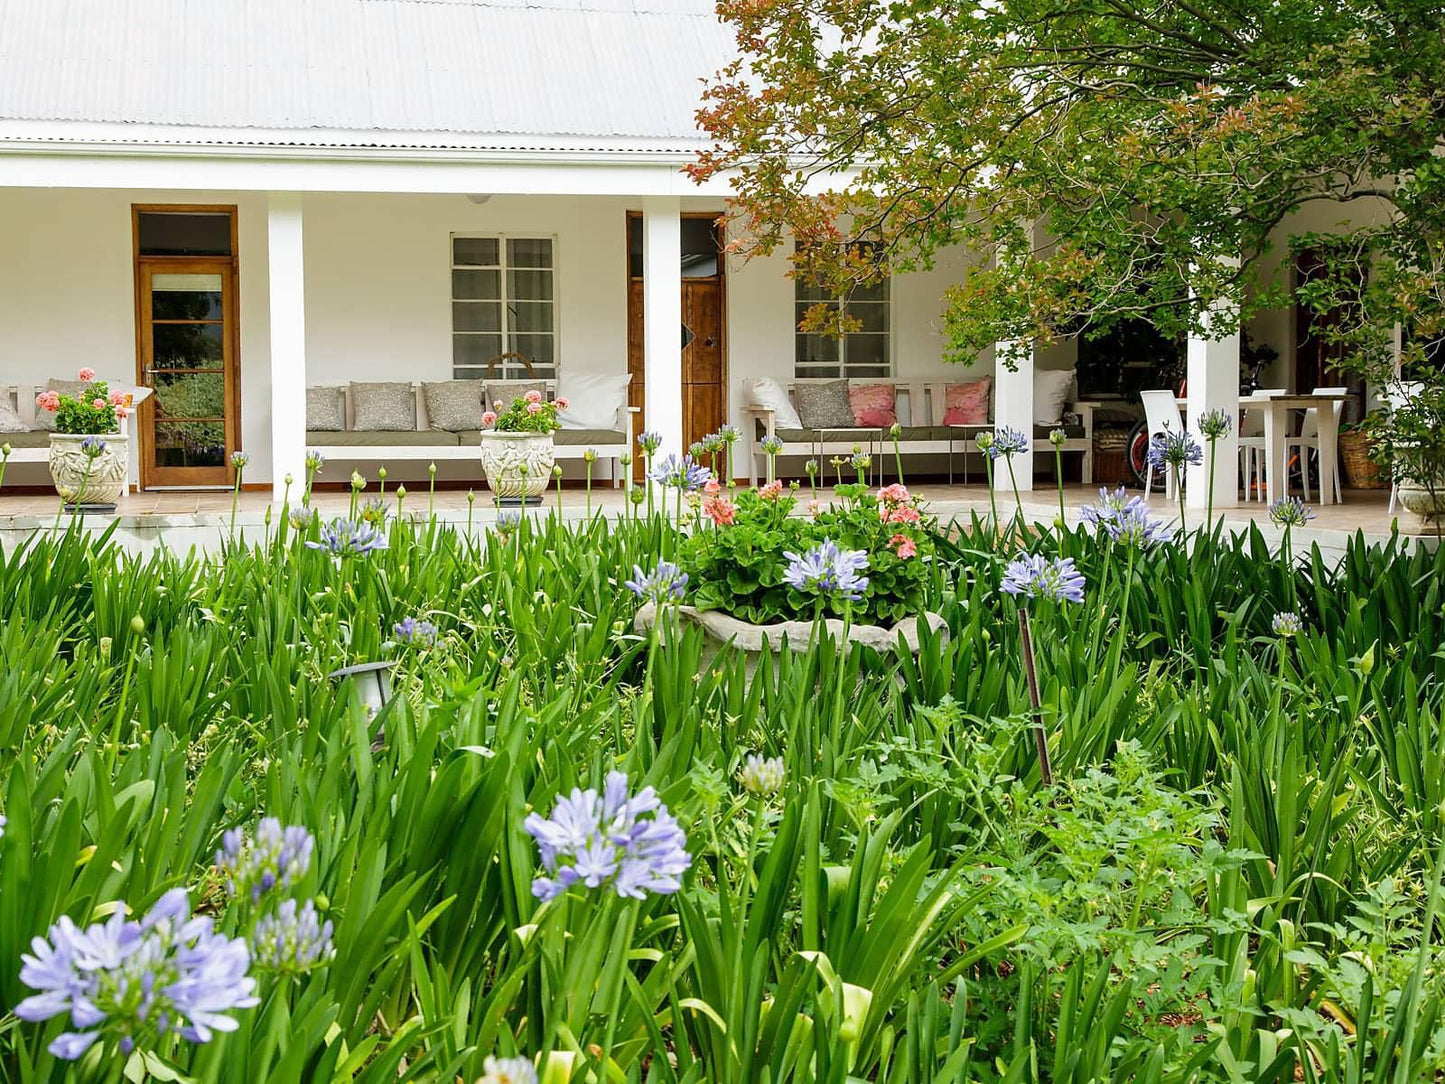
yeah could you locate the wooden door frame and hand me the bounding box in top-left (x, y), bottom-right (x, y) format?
top-left (132, 205), bottom-right (241, 489)
top-left (624, 211), bottom-right (728, 477)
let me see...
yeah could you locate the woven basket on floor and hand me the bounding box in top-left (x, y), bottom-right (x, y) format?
top-left (1339, 429), bottom-right (1386, 489)
top-left (1093, 430), bottom-right (1131, 486)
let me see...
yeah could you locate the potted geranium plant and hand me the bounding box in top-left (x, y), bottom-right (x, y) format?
top-left (35, 367), bottom-right (131, 510)
top-left (633, 481), bottom-right (947, 671)
top-left (476, 389), bottom-right (568, 503)
top-left (1371, 378), bottom-right (1445, 534)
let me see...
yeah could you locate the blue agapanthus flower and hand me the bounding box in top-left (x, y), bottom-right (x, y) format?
top-left (625, 559), bottom-right (688, 604)
top-left (1198, 408), bottom-right (1233, 439)
top-left (393, 616), bottom-right (438, 645)
top-left (989, 426), bottom-right (1030, 459)
top-left (524, 772), bottom-right (691, 901)
top-left (216, 818), bottom-right (316, 905)
top-left (761, 435), bottom-right (784, 456)
top-left (252, 899), bottom-right (335, 975)
top-left (716, 423), bottom-right (741, 444)
top-left (1078, 486), bottom-right (1133, 530)
top-left (305, 517), bottom-right (388, 557)
top-left (1271, 611), bottom-right (1304, 637)
top-left (229, 451), bottom-right (250, 469)
top-left (637, 430), bottom-right (663, 454)
top-left (1268, 495), bottom-right (1316, 528)
top-left (1103, 497), bottom-right (1173, 548)
top-left (80, 436), bottom-right (107, 458)
top-left (649, 454), bottom-right (713, 491)
top-left (1000, 553), bottom-right (1086, 604)
top-left (14, 889), bottom-right (257, 1060)
top-left (1146, 426), bottom-right (1204, 471)
top-left (782, 538), bottom-right (870, 601)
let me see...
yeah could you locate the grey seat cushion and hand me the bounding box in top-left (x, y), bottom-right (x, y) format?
top-left (351, 382), bottom-right (416, 431)
top-left (0, 430), bottom-right (50, 448)
top-left (793, 379), bottom-right (856, 429)
top-left (308, 430), bottom-right (460, 447)
top-left (422, 380), bottom-right (485, 431)
top-left (306, 387), bottom-right (346, 432)
top-left (758, 423), bottom-right (879, 442)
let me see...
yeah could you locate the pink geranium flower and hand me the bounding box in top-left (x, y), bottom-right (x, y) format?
top-left (555, 396), bottom-right (570, 410)
top-left (116, 406), bottom-right (130, 419)
top-left (703, 479), bottom-right (721, 496)
top-left (91, 398), bottom-right (106, 409)
top-left (108, 390), bottom-right (126, 406)
top-left (889, 533), bottom-right (917, 559)
top-left (524, 389), bottom-right (543, 404)
top-left (704, 495), bottom-right (736, 526)
top-left (481, 411), bottom-right (498, 427)
top-left (758, 480), bottom-right (784, 501)
top-left (35, 391), bottom-right (60, 412)
top-left (885, 505), bottom-right (922, 525)
top-left (526, 402), bottom-right (543, 415)
top-left (77, 367), bottom-right (96, 382)
top-left (877, 483), bottom-right (910, 505)
top-left (806, 499), bottom-right (821, 517)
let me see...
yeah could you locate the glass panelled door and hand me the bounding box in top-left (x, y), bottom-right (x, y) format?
top-left (137, 260), bottom-right (238, 487)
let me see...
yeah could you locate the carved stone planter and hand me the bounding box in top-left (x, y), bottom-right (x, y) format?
top-left (634, 601), bottom-right (949, 678)
top-left (477, 431), bottom-right (555, 501)
top-left (1397, 476), bottom-right (1445, 532)
top-left (48, 432), bottom-right (128, 509)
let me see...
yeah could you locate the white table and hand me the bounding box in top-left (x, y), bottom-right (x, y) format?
top-left (1177, 392), bottom-right (1347, 506)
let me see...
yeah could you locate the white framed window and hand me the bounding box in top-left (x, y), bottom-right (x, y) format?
top-left (451, 235), bottom-right (557, 380)
top-left (794, 267), bottom-right (891, 379)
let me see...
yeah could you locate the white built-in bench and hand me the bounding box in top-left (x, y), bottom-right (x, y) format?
top-left (306, 382), bottom-right (638, 485)
top-left (744, 379), bottom-right (1094, 485)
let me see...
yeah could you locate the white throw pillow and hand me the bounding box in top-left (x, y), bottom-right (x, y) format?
top-left (555, 371), bottom-right (631, 431)
top-left (1034, 368), bottom-right (1076, 425)
top-left (742, 377), bottom-right (803, 431)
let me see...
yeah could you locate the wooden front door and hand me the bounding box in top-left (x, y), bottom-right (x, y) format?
top-left (1294, 249), bottom-right (1366, 424)
top-left (133, 206), bottom-right (241, 488)
top-left (626, 213), bottom-right (727, 480)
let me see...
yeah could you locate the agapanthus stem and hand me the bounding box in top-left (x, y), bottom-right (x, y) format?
top-left (1006, 458), bottom-right (1023, 528)
top-left (1016, 609), bottom-right (1054, 787)
top-left (984, 456), bottom-right (999, 536)
top-left (1174, 465), bottom-right (1186, 534)
top-left (1055, 447), bottom-right (1066, 526)
top-left (1206, 439), bottom-right (1218, 531)
top-left (893, 434), bottom-right (904, 485)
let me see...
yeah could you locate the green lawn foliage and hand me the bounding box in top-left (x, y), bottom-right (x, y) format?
top-left (0, 504), bottom-right (1444, 1082)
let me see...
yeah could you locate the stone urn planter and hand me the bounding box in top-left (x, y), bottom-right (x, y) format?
top-left (48, 432), bottom-right (128, 510)
top-left (1396, 475), bottom-right (1445, 532)
top-left (634, 600), bottom-right (949, 678)
top-left (478, 430), bottom-right (555, 502)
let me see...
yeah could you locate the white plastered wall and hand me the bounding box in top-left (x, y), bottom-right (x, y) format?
top-left (0, 187), bottom-right (995, 484)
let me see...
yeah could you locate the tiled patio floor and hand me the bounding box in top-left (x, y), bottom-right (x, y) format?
top-left (0, 481), bottom-right (1426, 560)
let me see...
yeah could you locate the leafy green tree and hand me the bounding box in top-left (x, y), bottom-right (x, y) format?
top-left (691, 0), bottom-right (1445, 369)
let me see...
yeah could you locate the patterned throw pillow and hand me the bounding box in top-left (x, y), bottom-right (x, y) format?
top-left (306, 387), bottom-right (346, 432)
top-left (942, 378), bottom-right (992, 425)
top-left (484, 381), bottom-right (549, 411)
top-left (794, 379), bottom-right (856, 429)
top-left (350, 382), bottom-right (416, 432)
top-left (849, 383), bottom-right (897, 427)
top-left (0, 394), bottom-right (27, 433)
top-left (422, 380), bottom-right (485, 431)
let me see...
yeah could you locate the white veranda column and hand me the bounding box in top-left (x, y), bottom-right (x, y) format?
top-left (642, 198), bottom-right (684, 465)
top-left (267, 193), bottom-right (307, 505)
top-left (1185, 286), bottom-right (1241, 511)
top-left (992, 340), bottom-right (1035, 491)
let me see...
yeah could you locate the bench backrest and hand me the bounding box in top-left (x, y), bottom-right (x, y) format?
top-left (313, 381), bottom-right (579, 431)
top-left (779, 379), bottom-right (933, 427)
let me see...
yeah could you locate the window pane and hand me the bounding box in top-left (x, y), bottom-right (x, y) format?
top-left (509, 301), bottom-right (553, 333)
top-left (849, 364), bottom-right (890, 379)
top-left (155, 371), bottom-right (224, 419)
top-left (849, 302), bottom-right (888, 333)
top-left (796, 362), bottom-right (841, 379)
top-left (507, 268), bottom-right (554, 301)
top-left (795, 279), bottom-right (833, 303)
top-left (153, 291), bottom-right (223, 321)
top-left (845, 333), bottom-right (889, 369)
top-left (154, 421), bottom-right (225, 467)
top-left (453, 301), bottom-right (502, 332)
top-left (453, 237), bottom-right (499, 266)
top-left (849, 279), bottom-right (889, 303)
top-left (509, 333), bottom-right (555, 367)
top-left (153, 323), bottom-right (224, 368)
top-left (452, 269), bottom-right (500, 300)
top-left (796, 333), bottom-right (839, 370)
top-left (137, 212), bottom-right (232, 256)
top-left (453, 334), bottom-right (505, 369)
top-left (507, 238), bottom-right (553, 268)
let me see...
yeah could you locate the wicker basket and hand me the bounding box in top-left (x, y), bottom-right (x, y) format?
top-left (1093, 429), bottom-right (1131, 487)
top-left (1339, 429), bottom-right (1386, 489)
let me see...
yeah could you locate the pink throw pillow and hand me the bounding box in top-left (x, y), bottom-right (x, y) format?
top-left (942, 378), bottom-right (991, 425)
top-left (849, 383), bottom-right (897, 427)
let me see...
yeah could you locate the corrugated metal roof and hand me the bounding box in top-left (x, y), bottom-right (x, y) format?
top-left (0, 0), bottom-right (732, 146)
